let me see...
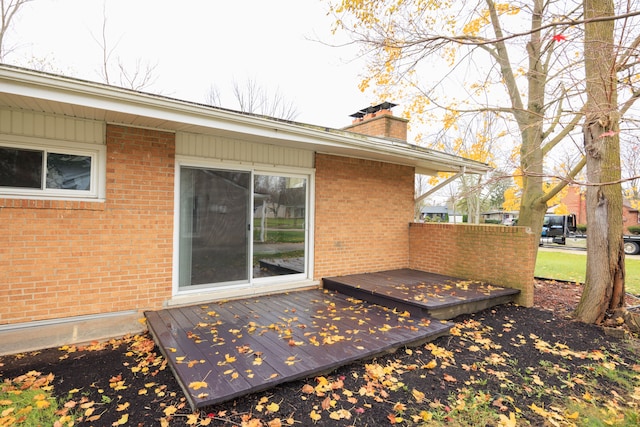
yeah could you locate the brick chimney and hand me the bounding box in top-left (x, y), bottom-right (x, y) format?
top-left (342, 102), bottom-right (408, 141)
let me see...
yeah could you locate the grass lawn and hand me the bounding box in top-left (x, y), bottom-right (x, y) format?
top-left (535, 249), bottom-right (640, 295)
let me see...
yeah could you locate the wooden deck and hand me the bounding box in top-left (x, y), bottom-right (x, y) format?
top-left (324, 269), bottom-right (520, 320)
top-left (146, 288), bottom-right (452, 409)
top-left (146, 269), bottom-right (519, 409)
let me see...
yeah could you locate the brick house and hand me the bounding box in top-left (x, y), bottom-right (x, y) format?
top-left (561, 185), bottom-right (640, 234)
top-left (0, 66), bottom-right (536, 352)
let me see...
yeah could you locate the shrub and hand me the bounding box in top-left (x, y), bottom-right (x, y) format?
top-left (483, 219), bottom-right (502, 224)
top-left (627, 225), bottom-right (640, 235)
top-left (577, 224), bottom-right (587, 233)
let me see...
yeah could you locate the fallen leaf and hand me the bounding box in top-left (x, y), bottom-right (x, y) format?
top-left (112, 413), bottom-right (129, 426)
top-left (266, 402), bottom-right (280, 413)
top-left (164, 405), bottom-right (178, 416)
top-left (189, 381), bottom-right (208, 390)
top-left (443, 374), bottom-right (457, 382)
top-left (309, 410), bottom-right (322, 421)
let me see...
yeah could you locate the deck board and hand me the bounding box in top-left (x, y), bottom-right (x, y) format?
top-left (146, 288), bottom-right (451, 409)
top-left (323, 268), bottom-right (520, 319)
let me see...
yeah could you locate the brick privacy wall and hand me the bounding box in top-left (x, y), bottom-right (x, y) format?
top-left (0, 125), bottom-right (175, 325)
top-left (343, 114), bottom-right (408, 141)
top-left (409, 223), bottom-right (537, 307)
top-left (314, 154), bottom-right (414, 278)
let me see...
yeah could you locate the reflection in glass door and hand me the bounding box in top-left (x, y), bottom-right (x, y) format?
top-left (253, 175), bottom-right (306, 278)
top-left (178, 167), bottom-right (250, 289)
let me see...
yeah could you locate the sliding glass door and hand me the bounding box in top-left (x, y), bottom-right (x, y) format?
top-left (177, 166), bottom-right (308, 291)
top-left (179, 167), bottom-right (251, 289)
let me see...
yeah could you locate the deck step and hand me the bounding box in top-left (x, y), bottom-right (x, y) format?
top-left (323, 268), bottom-right (520, 320)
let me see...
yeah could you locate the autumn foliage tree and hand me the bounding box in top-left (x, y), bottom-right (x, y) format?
top-left (329, 0), bottom-right (640, 323)
top-left (329, 0), bottom-right (588, 243)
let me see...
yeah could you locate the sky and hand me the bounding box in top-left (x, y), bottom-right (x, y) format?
top-left (7, 0), bottom-right (373, 129)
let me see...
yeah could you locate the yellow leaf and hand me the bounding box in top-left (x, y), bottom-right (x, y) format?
top-left (268, 418), bottom-right (282, 427)
top-left (566, 411), bottom-right (579, 419)
top-left (253, 357), bottom-right (263, 366)
top-left (225, 354), bottom-right (237, 363)
top-left (35, 400), bottom-right (51, 410)
top-left (423, 360), bottom-right (437, 369)
top-left (164, 405), bottom-right (178, 416)
top-left (113, 413), bottom-right (129, 425)
top-left (117, 402), bottom-right (130, 411)
top-left (186, 413), bottom-right (199, 425)
top-left (189, 381), bottom-right (208, 390)
top-left (532, 375), bottom-right (544, 386)
top-left (310, 410), bottom-right (322, 421)
top-left (1, 407), bottom-right (15, 417)
top-left (266, 402), bottom-right (280, 413)
top-left (498, 412), bottom-right (517, 427)
top-left (412, 388), bottom-right (425, 403)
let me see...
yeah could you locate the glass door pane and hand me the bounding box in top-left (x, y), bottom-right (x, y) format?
top-left (253, 175), bottom-right (306, 278)
top-left (179, 167), bottom-right (250, 288)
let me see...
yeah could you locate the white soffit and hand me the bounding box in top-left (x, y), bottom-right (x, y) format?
top-left (0, 65), bottom-right (491, 176)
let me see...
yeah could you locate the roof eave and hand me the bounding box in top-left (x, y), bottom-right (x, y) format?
top-left (0, 65), bottom-right (491, 175)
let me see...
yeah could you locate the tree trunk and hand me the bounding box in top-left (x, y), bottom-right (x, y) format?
top-left (514, 0), bottom-right (547, 265)
top-left (574, 0), bottom-right (625, 324)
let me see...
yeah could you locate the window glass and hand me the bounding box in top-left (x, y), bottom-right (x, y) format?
top-left (0, 146), bottom-right (43, 188)
top-left (253, 175), bottom-right (306, 278)
top-left (46, 153), bottom-right (91, 190)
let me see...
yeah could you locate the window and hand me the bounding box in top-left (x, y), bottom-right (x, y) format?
top-left (0, 142), bottom-right (103, 199)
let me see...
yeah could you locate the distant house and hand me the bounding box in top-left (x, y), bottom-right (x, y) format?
top-left (420, 206), bottom-right (448, 221)
top-left (561, 186), bottom-right (639, 233)
top-left (420, 206), bottom-right (464, 223)
top-left (481, 210), bottom-right (519, 225)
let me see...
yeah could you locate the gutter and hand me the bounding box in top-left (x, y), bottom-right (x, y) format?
top-left (0, 65), bottom-right (491, 175)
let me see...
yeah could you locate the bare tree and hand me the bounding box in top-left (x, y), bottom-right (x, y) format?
top-left (206, 77), bottom-right (300, 121)
top-left (92, 2), bottom-right (157, 91)
top-left (0, 0), bottom-right (32, 61)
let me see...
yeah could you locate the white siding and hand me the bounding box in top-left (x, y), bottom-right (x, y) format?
top-left (0, 108), bottom-right (104, 145)
top-left (176, 132), bottom-right (314, 169)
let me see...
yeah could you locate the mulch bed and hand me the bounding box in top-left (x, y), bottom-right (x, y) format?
top-left (1, 280), bottom-right (639, 426)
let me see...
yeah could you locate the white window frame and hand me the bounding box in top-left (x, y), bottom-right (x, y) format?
top-left (0, 135), bottom-right (106, 201)
top-left (171, 156), bottom-right (316, 303)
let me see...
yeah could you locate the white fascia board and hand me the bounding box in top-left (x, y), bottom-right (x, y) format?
top-left (0, 66), bottom-right (492, 175)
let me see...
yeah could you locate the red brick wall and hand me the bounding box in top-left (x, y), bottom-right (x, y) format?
top-left (343, 113), bottom-right (408, 141)
top-left (314, 154), bottom-right (414, 278)
top-left (0, 125), bottom-right (175, 325)
top-left (409, 223), bottom-right (537, 307)
top-left (562, 185), bottom-right (639, 233)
